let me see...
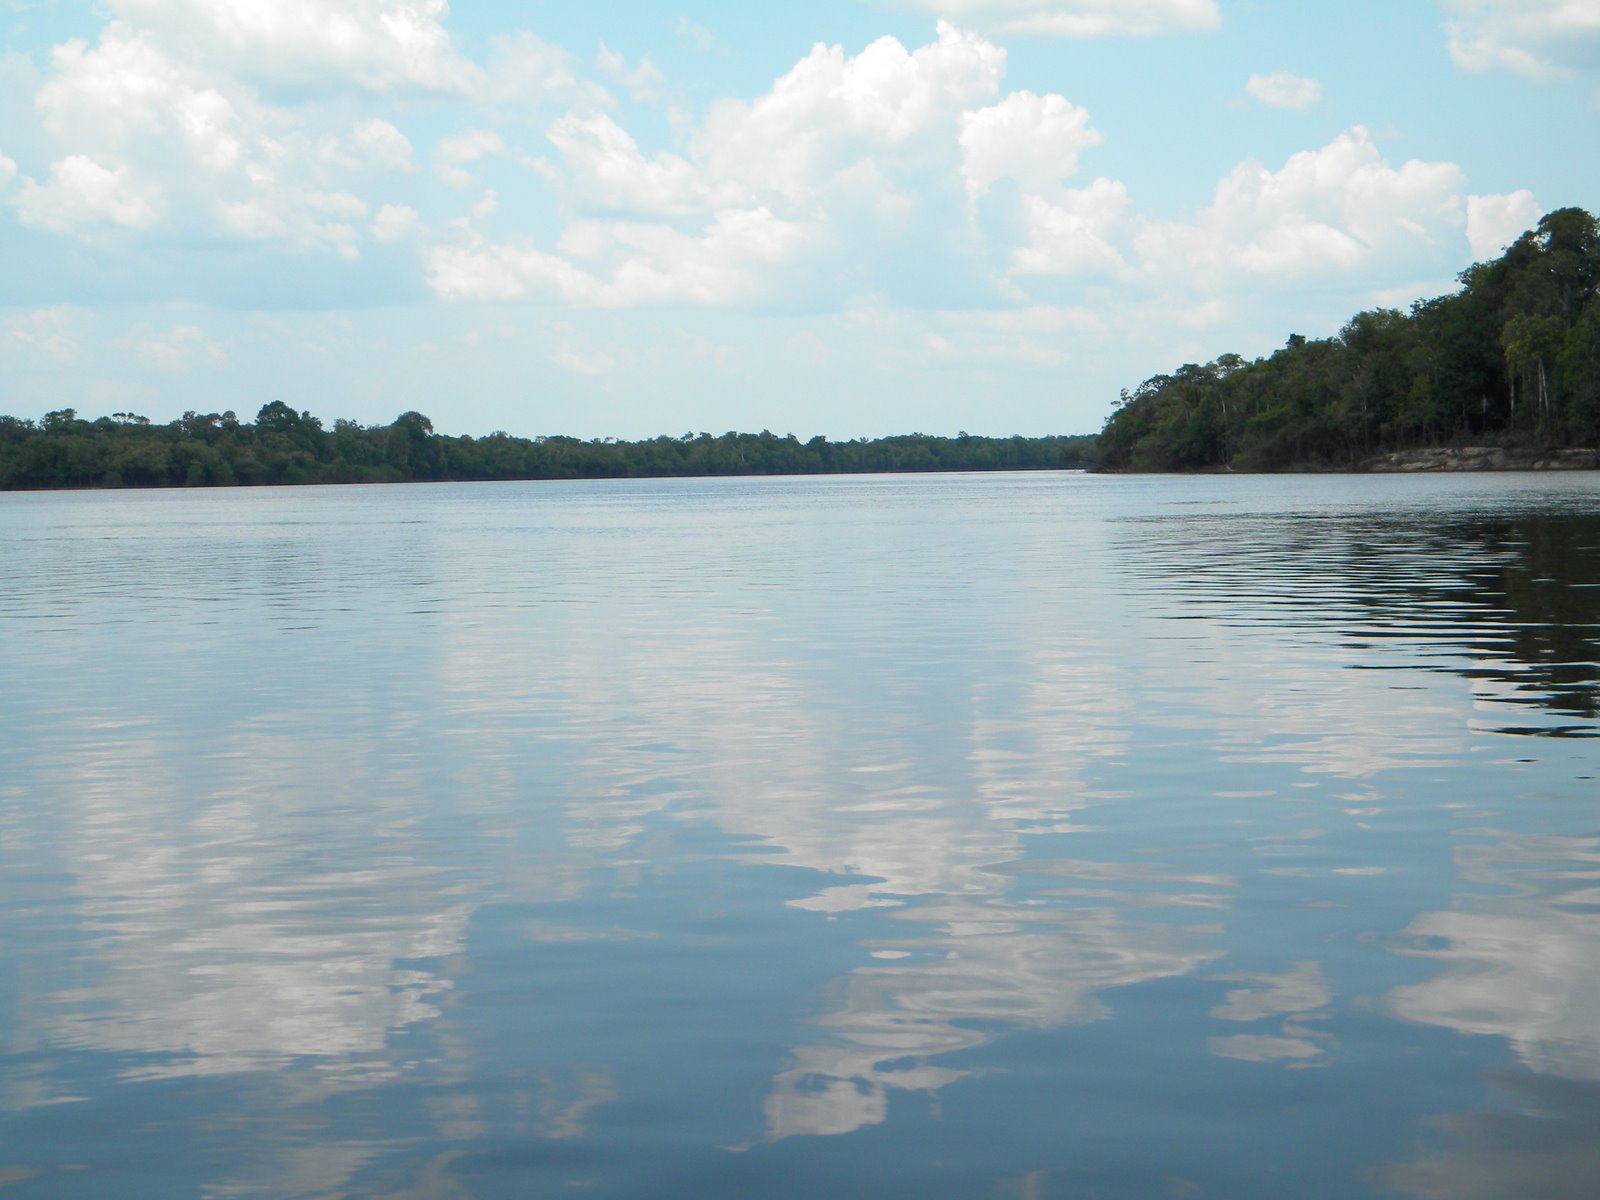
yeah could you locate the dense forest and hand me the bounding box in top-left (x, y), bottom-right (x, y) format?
top-left (1098, 206), bottom-right (1600, 471)
top-left (0, 405), bottom-right (1096, 490)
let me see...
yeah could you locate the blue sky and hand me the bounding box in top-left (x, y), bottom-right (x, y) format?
top-left (1, 0), bottom-right (1597, 438)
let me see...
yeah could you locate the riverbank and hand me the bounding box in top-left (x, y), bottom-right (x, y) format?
top-left (0, 409), bottom-right (1097, 490)
top-left (1091, 444), bottom-right (1600, 475)
top-left (1361, 446), bottom-right (1600, 472)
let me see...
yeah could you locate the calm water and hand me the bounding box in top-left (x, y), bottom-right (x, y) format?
top-left (2, 471), bottom-right (1599, 1199)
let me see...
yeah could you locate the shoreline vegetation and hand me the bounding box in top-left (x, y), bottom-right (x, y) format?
top-left (1096, 207), bottom-right (1600, 473)
top-left (4, 207), bottom-right (1598, 491)
top-left (0, 410), bottom-right (1096, 491)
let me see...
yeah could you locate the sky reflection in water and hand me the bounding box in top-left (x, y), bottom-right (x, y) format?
top-left (1, 471), bottom-right (1597, 1198)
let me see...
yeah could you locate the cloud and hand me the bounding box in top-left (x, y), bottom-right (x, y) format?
top-left (477, 31), bottom-right (595, 107)
top-left (1443, 0), bottom-right (1600, 79)
top-left (596, 41), bottom-right (664, 102)
top-left (923, 304), bottom-right (1104, 365)
top-left (549, 323), bottom-right (618, 375)
top-left (8, 0), bottom-right (609, 276)
top-left (1370, 277), bottom-right (1463, 308)
top-left (22, 22), bottom-right (403, 260)
top-left (37, 24), bottom-right (248, 170)
top-left (349, 119), bottom-right (414, 171)
top-left (371, 202), bottom-right (423, 242)
top-left (547, 111), bottom-right (729, 216)
top-left (674, 17), bottom-right (719, 54)
top-left (7, 306), bottom-right (91, 361)
top-left (435, 128), bottom-right (507, 188)
top-left (427, 207), bottom-right (808, 306)
top-left (1377, 1073), bottom-right (1600, 1200)
top-left (15, 154), bottom-right (162, 232)
top-left (104, 0), bottom-right (477, 93)
top-left (959, 89), bottom-right (1101, 203)
top-left (1388, 832), bottom-right (1600, 1083)
top-left (423, 23), bottom-right (1470, 325)
top-left (1012, 177), bottom-right (1129, 275)
top-left (1135, 126), bottom-right (1467, 283)
top-left (5, 0), bottom-right (1498, 404)
top-left (426, 23), bottom-right (1017, 310)
top-left (220, 188), bottom-right (368, 260)
top-left (550, 347), bottom-right (615, 374)
top-left (136, 322), bottom-right (226, 370)
top-left (1245, 70), bottom-right (1322, 111)
top-left (895, 0), bottom-right (1220, 38)
top-left (1466, 189), bottom-right (1544, 259)
top-left (0, 153), bottom-right (15, 190)
top-left (692, 20), bottom-right (1005, 203)
top-left (1208, 1033), bottom-right (1324, 1062)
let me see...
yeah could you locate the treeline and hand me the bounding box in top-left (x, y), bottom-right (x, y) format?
top-left (0, 404), bottom-right (1096, 490)
top-left (1099, 206), bottom-right (1600, 471)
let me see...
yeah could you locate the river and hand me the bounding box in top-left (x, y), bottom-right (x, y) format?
top-left (2, 471), bottom-right (1597, 1198)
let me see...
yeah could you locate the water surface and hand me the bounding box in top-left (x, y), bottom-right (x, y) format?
top-left (2, 471), bottom-right (1598, 1198)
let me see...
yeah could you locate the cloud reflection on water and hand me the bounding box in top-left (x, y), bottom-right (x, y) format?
top-left (1206, 961), bottom-right (1332, 1065)
top-left (764, 897), bottom-right (1225, 1140)
top-left (1390, 831), bottom-right (1600, 1079)
top-left (4, 476), bottom-right (1600, 1198)
top-left (454, 550), bottom-right (1228, 1142)
top-left (1383, 830), bottom-right (1600, 1198)
top-left (5, 713), bottom-right (471, 1094)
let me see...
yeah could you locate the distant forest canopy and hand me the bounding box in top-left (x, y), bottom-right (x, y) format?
top-left (1098, 206), bottom-right (1600, 471)
top-left (0, 406), bottom-right (1097, 491)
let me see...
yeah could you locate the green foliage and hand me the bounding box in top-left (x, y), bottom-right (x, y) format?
top-left (0, 408), bottom-right (1097, 491)
top-left (1099, 204), bottom-right (1600, 470)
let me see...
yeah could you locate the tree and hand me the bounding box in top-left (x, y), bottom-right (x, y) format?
top-left (1502, 314), bottom-right (1566, 428)
top-left (1534, 207), bottom-right (1600, 322)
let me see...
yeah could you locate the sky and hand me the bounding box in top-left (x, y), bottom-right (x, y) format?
top-left (1, 1), bottom-right (1597, 439)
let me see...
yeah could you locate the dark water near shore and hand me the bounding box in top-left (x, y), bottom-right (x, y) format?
top-left (2, 471), bottom-right (1599, 1199)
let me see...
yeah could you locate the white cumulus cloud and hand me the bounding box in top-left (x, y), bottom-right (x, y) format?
top-left (0, 154), bottom-right (15, 191)
top-left (16, 154), bottom-right (162, 232)
top-left (1135, 126), bottom-right (1467, 282)
top-left (350, 119), bottom-right (414, 171)
top-left (692, 20), bottom-right (1004, 203)
top-left (105, 0), bottom-right (477, 93)
top-left (960, 90), bottom-right (1101, 203)
top-left (37, 25), bottom-right (247, 171)
top-left (220, 189), bottom-right (368, 259)
top-left (476, 31), bottom-right (597, 107)
top-left (427, 207), bottom-right (808, 307)
top-left (428, 23), bottom-right (1025, 311)
top-left (23, 21), bottom-right (403, 258)
top-left (897, 0), bottom-right (1220, 38)
top-left (1443, 0), bottom-right (1600, 78)
top-left (547, 112), bottom-right (730, 216)
top-left (1466, 189), bottom-right (1544, 259)
top-left (1245, 70), bottom-right (1322, 111)
top-left (1012, 178), bottom-right (1129, 275)
top-left (372, 202), bottom-right (423, 242)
